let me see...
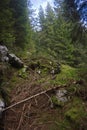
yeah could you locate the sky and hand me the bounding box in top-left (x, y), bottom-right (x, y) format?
top-left (31, 0), bottom-right (54, 14)
top-left (31, 0), bottom-right (87, 27)
top-left (75, 0), bottom-right (87, 27)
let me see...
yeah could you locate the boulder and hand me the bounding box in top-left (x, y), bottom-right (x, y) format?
top-left (0, 45), bottom-right (24, 68)
top-left (0, 45), bottom-right (9, 62)
top-left (8, 53), bottom-right (24, 68)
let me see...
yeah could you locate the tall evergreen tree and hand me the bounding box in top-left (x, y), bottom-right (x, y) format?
top-left (10, 0), bottom-right (32, 48)
top-left (38, 3), bottom-right (55, 54)
top-left (38, 6), bottom-right (45, 31)
top-left (0, 0), bottom-right (15, 45)
top-left (57, 0), bottom-right (87, 65)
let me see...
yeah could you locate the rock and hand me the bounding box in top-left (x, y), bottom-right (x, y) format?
top-left (0, 99), bottom-right (5, 118)
top-left (0, 45), bottom-right (24, 68)
top-left (56, 89), bottom-right (68, 103)
top-left (53, 89), bottom-right (69, 107)
top-left (8, 53), bottom-right (24, 68)
top-left (51, 89), bottom-right (68, 108)
top-left (0, 45), bottom-right (9, 62)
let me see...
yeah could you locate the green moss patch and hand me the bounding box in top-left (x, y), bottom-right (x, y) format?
top-left (65, 97), bottom-right (87, 128)
top-left (50, 64), bottom-right (79, 85)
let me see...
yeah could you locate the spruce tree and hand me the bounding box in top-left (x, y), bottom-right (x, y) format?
top-left (38, 6), bottom-right (45, 31)
top-left (10, 0), bottom-right (32, 48)
top-left (0, 0), bottom-right (15, 45)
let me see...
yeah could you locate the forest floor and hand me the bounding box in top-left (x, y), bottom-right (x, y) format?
top-left (4, 70), bottom-right (63, 130)
top-left (2, 58), bottom-right (87, 130)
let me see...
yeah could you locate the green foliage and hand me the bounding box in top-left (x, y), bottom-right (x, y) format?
top-left (18, 67), bottom-right (28, 79)
top-left (51, 95), bottom-right (64, 107)
top-left (0, 0), bottom-right (33, 49)
top-left (0, 0), bottom-right (15, 44)
top-left (35, 0), bottom-right (87, 66)
top-left (37, 2), bottom-right (79, 66)
top-left (51, 65), bottom-right (78, 85)
top-left (0, 84), bottom-right (10, 104)
top-left (10, 0), bottom-right (32, 48)
top-left (38, 6), bottom-right (45, 30)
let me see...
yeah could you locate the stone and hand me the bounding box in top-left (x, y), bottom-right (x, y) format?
top-left (56, 89), bottom-right (68, 103)
top-left (0, 45), bottom-right (9, 62)
top-left (51, 89), bottom-right (68, 107)
top-left (8, 53), bottom-right (24, 68)
top-left (0, 45), bottom-right (24, 68)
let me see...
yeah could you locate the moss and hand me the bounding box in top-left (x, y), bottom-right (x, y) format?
top-left (50, 65), bottom-right (79, 85)
top-left (51, 96), bottom-right (64, 107)
top-left (18, 67), bottom-right (28, 79)
top-left (65, 97), bottom-right (87, 126)
top-left (28, 57), bottom-right (61, 75)
top-left (67, 84), bottom-right (78, 95)
top-left (55, 119), bottom-right (73, 130)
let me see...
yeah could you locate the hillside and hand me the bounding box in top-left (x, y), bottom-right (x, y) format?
top-left (0, 0), bottom-right (87, 130)
top-left (0, 56), bottom-right (87, 130)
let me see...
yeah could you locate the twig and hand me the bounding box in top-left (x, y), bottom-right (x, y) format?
top-left (16, 104), bottom-right (25, 130)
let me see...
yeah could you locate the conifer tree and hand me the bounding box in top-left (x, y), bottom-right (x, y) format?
top-left (38, 6), bottom-right (45, 31)
top-left (0, 0), bottom-right (15, 45)
top-left (10, 0), bottom-right (32, 48)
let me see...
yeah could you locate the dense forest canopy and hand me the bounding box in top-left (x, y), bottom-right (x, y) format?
top-left (0, 0), bottom-right (87, 65)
